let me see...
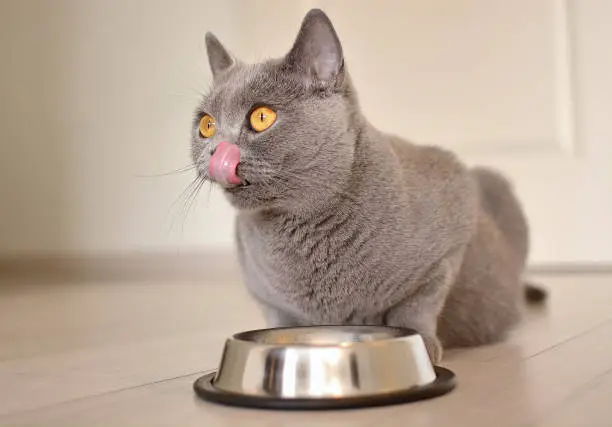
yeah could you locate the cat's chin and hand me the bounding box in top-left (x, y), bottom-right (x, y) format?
top-left (224, 184), bottom-right (248, 195)
top-left (223, 185), bottom-right (271, 211)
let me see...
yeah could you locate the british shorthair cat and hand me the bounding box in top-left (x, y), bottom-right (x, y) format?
top-left (190, 9), bottom-right (546, 362)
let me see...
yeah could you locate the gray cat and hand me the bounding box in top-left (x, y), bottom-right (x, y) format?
top-left (191, 9), bottom-right (546, 362)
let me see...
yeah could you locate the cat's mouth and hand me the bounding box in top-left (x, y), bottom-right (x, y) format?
top-left (223, 163), bottom-right (251, 192)
top-left (235, 163), bottom-right (251, 185)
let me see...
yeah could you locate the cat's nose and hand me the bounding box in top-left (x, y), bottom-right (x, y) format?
top-left (209, 141), bottom-right (242, 187)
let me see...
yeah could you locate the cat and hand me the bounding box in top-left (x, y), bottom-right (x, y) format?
top-left (191, 9), bottom-right (546, 363)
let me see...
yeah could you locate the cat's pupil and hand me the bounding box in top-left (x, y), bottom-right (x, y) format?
top-left (260, 112), bottom-right (265, 121)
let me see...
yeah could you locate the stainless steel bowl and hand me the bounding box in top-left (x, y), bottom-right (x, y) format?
top-left (194, 325), bottom-right (455, 410)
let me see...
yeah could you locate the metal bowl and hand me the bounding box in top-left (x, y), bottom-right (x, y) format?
top-left (194, 325), bottom-right (455, 410)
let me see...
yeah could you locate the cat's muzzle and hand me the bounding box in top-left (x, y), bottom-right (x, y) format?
top-left (208, 141), bottom-right (243, 187)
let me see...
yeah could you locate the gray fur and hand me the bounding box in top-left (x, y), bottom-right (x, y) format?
top-left (191, 9), bottom-right (545, 362)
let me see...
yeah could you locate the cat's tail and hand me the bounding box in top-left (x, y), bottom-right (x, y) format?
top-left (524, 281), bottom-right (548, 304)
top-left (472, 167), bottom-right (548, 305)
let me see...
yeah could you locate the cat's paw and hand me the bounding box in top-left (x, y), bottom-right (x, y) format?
top-left (421, 334), bottom-right (443, 364)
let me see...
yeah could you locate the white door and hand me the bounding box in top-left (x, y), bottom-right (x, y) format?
top-left (233, 0), bottom-right (612, 266)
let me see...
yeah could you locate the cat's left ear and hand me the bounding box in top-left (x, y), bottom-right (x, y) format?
top-left (205, 32), bottom-right (236, 78)
top-left (285, 9), bottom-right (344, 89)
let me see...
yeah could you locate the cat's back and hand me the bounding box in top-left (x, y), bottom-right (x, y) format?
top-left (387, 135), bottom-right (469, 187)
top-left (382, 134), bottom-right (479, 231)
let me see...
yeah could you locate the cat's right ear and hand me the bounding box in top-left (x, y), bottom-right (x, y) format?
top-left (205, 32), bottom-right (235, 78)
top-left (284, 9), bottom-right (344, 90)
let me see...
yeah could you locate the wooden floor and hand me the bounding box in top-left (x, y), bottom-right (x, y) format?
top-left (1, 271), bottom-right (612, 426)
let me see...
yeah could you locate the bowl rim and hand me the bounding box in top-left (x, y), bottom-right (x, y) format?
top-left (229, 325), bottom-right (420, 348)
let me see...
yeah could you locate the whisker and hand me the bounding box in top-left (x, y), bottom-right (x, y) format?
top-left (179, 177), bottom-right (207, 234)
top-left (134, 165), bottom-right (196, 178)
top-left (240, 157), bottom-right (359, 202)
top-left (165, 91), bottom-right (201, 101)
top-left (170, 176), bottom-right (206, 235)
top-left (263, 169), bottom-right (362, 206)
top-left (260, 173), bottom-right (381, 233)
top-left (206, 180), bottom-right (215, 203)
top-left (168, 176), bottom-right (202, 215)
top-left (236, 158), bottom-right (370, 223)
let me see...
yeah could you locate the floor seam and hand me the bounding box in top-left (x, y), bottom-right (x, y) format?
top-left (0, 368), bottom-right (215, 421)
top-left (525, 317), bottom-right (612, 360)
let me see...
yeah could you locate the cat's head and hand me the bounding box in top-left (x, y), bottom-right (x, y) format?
top-left (191, 9), bottom-right (360, 212)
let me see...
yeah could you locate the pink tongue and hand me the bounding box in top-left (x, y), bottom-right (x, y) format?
top-left (209, 141), bottom-right (242, 186)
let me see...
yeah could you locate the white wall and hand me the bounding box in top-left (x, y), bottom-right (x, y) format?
top-left (0, 0), bottom-right (244, 254)
top-left (1, 1), bottom-right (611, 264)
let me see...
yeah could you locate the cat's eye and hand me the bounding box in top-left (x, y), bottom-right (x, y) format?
top-left (199, 114), bottom-right (216, 138)
top-left (249, 106), bottom-right (277, 132)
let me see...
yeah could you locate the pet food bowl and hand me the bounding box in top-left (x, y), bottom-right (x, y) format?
top-left (193, 325), bottom-right (456, 410)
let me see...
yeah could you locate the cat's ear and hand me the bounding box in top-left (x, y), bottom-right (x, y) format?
top-left (205, 32), bottom-right (236, 78)
top-left (285, 9), bottom-right (344, 88)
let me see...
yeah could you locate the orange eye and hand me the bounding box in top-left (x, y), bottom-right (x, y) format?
top-left (249, 106), bottom-right (276, 132)
top-left (199, 114), bottom-right (216, 138)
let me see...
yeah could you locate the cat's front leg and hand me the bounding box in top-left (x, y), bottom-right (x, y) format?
top-left (386, 300), bottom-right (443, 363)
top-left (385, 255), bottom-right (463, 363)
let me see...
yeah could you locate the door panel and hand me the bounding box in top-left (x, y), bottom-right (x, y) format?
top-left (236, 0), bottom-right (612, 264)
